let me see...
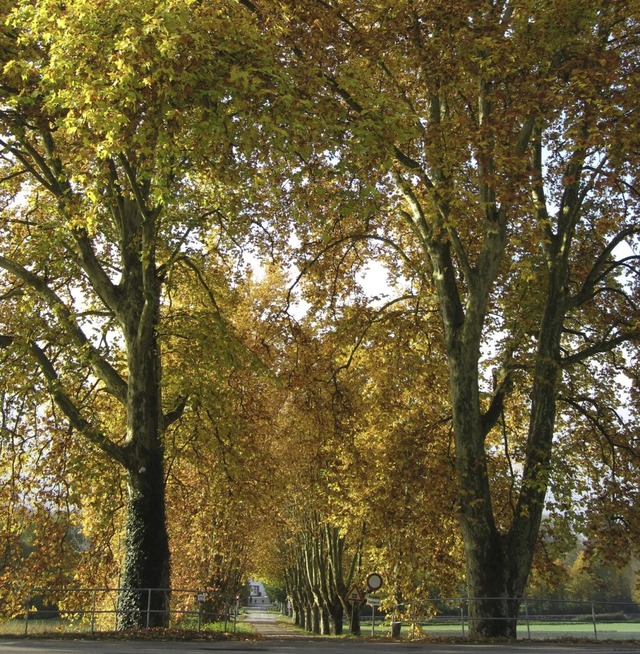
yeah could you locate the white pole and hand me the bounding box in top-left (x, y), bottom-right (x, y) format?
top-left (371, 603), bottom-right (375, 637)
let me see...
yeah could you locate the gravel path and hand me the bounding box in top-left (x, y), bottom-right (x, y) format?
top-left (243, 608), bottom-right (299, 638)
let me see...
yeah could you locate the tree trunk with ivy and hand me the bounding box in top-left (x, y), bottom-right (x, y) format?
top-left (0, 0), bottom-right (269, 628)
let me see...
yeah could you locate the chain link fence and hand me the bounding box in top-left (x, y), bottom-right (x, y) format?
top-left (10, 588), bottom-right (241, 635)
top-left (386, 597), bottom-right (640, 640)
top-left (6, 590), bottom-right (640, 640)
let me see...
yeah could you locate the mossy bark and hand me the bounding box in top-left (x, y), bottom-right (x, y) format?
top-left (117, 450), bottom-right (171, 629)
top-left (116, 197), bottom-right (172, 629)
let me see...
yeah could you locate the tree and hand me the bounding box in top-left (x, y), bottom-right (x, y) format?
top-left (245, 287), bottom-right (373, 636)
top-left (163, 261), bottom-right (282, 615)
top-left (0, 0), bottom-right (286, 626)
top-left (2, 0), bottom-right (639, 639)
top-left (568, 550), bottom-right (636, 607)
top-left (0, 391), bottom-right (84, 619)
top-left (253, 257), bottom-right (465, 632)
top-left (262, 0), bottom-right (640, 638)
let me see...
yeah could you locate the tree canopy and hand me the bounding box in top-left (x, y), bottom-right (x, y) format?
top-left (1, 0), bottom-right (639, 640)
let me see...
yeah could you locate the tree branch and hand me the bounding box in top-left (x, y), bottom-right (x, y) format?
top-left (29, 340), bottom-right (129, 467)
top-left (162, 395), bottom-right (188, 430)
top-left (72, 227), bottom-right (124, 317)
top-left (0, 137), bottom-right (57, 194)
top-left (481, 366), bottom-right (514, 437)
top-left (562, 331), bottom-right (640, 367)
top-left (0, 335), bottom-right (128, 467)
top-left (570, 225), bottom-right (640, 310)
top-left (0, 256), bottom-right (128, 403)
top-left (118, 153), bottom-right (156, 222)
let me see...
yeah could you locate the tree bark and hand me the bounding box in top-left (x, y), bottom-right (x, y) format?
top-left (435, 201), bottom-right (569, 639)
top-left (448, 333), bottom-right (516, 638)
top-left (105, 178), bottom-right (173, 627)
top-left (118, 456), bottom-right (170, 628)
top-left (329, 601), bottom-right (343, 635)
top-left (393, 130), bottom-right (566, 638)
top-left (312, 603), bottom-right (321, 634)
top-left (346, 602), bottom-right (361, 636)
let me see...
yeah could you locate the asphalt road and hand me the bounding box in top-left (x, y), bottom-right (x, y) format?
top-left (2, 639), bottom-right (640, 654)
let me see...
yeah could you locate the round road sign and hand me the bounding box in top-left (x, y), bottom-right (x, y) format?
top-left (366, 573), bottom-right (383, 591)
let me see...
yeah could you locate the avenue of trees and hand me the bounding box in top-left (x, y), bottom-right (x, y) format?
top-left (1, 0), bottom-right (639, 640)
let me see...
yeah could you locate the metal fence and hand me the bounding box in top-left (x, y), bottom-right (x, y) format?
top-left (17, 587), bottom-right (240, 635)
top-left (387, 597), bottom-right (640, 640)
top-left (9, 590), bottom-right (640, 641)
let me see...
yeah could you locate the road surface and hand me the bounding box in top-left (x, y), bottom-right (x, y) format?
top-left (243, 608), bottom-right (297, 637)
top-left (2, 610), bottom-right (639, 654)
top-left (2, 639), bottom-right (640, 653)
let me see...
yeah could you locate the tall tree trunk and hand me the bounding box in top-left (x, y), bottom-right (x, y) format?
top-left (117, 350), bottom-right (171, 628)
top-left (346, 602), bottom-right (361, 636)
top-left (295, 604), bottom-right (303, 629)
top-left (320, 606), bottom-right (331, 635)
top-left (446, 229), bottom-right (568, 640)
top-left (329, 601), bottom-right (343, 635)
top-left (326, 523), bottom-right (362, 635)
top-left (115, 196), bottom-right (172, 628)
top-left (312, 603), bottom-right (321, 634)
top-left (118, 455), bottom-right (170, 628)
top-left (448, 337), bottom-right (514, 638)
top-left (0, 74), bottom-right (180, 628)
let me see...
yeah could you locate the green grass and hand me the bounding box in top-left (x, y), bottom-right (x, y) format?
top-left (345, 616), bottom-right (640, 641)
top-left (390, 620), bottom-right (640, 639)
top-left (0, 618), bottom-right (87, 636)
top-left (518, 621), bottom-right (640, 638)
top-left (0, 616), bottom-right (255, 637)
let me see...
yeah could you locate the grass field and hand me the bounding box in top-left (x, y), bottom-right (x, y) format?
top-left (518, 621), bottom-right (640, 640)
top-left (0, 618), bottom-right (84, 636)
top-left (0, 617), bottom-right (254, 637)
top-left (409, 621), bottom-right (640, 640)
top-left (357, 618), bottom-right (640, 640)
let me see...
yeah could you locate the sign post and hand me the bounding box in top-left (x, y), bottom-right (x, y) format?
top-left (367, 595), bottom-right (382, 636)
top-left (197, 593), bottom-right (205, 631)
top-left (345, 584), bottom-right (365, 635)
top-left (365, 574), bottom-right (383, 637)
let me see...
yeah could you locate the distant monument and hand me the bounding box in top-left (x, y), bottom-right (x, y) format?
top-left (247, 579), bottom-right (272, 606)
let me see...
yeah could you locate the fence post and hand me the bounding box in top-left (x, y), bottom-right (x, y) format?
top-left (234, 596), bottom-right (239, 632)
top-left (146, 588), bottom-right (152, 629)
top-left (114, 587), bottom-right (118, 630)
top-left (24, 598), bottom-right (29, 636)
top-left (413, 603), bottom-right (419, 639)
top-left (91, 589), bottom-right (97, 634)
top-left (164, 589), bottom-right (170, 627)
top-left (524, 597), bottom-right (530, 640)
top-left (460, 601), bottom-right (465, 637)
top-left (591, 602), bottom-right (598, 641)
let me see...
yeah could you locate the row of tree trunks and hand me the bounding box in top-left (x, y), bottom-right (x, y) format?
top-left (280, 515), bottom-right (362, 635)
